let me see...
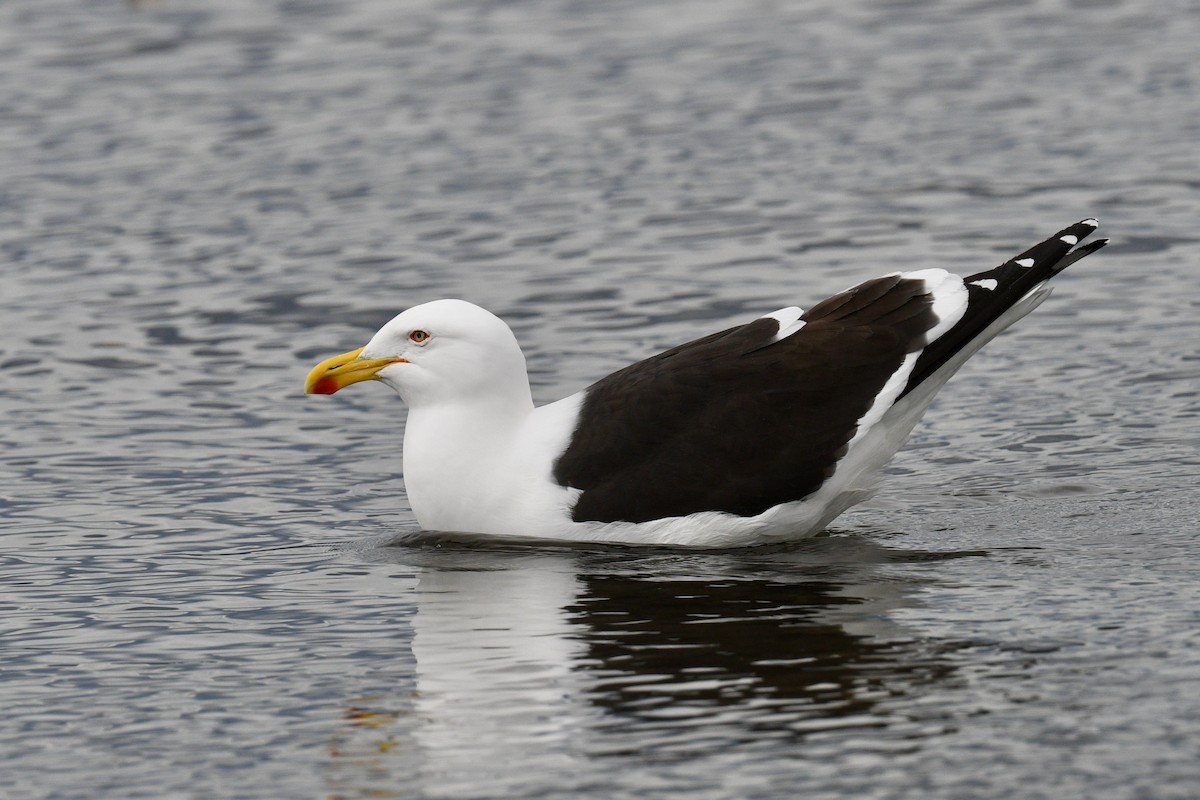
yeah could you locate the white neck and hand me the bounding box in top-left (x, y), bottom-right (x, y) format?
top-left (402, 390), bottom-right (536, 532)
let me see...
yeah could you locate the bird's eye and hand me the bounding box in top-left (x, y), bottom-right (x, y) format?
top-left (409, 329), bottom-right (430, 344)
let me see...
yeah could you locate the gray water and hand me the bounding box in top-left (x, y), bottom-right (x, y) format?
top-left (3, 0), bottom-right (1199, 797)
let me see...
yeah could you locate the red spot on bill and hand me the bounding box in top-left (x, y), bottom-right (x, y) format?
top-left (310, 376), bottom-right (341, 395)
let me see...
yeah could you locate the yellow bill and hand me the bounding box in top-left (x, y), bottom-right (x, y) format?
top-left (305, 347), bottom-right (407, 394)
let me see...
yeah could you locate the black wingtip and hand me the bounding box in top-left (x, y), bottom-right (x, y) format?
top-left (1050, 235), bottom-right (1108, 275)
top-left (1055, 218), bottom-right (1102, 244)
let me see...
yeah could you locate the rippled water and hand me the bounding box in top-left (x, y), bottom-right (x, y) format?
top-left (3, 0), bottom-right (1199, 797)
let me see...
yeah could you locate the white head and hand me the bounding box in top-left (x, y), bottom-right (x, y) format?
top-left (305, 299), bottom-right (533, 411)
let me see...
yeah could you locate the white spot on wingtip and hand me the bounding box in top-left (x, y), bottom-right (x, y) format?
top-left (1082, 218), bottom-right (1098, 227)
top-left (1060, 234), bottom-right (1079, 245)
top-left (970, 278), bottom-right (999, 291)
top-left (1015, 258), bottom-right (1035, 267)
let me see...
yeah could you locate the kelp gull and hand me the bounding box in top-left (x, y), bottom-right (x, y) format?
top-left (306, 219), bottom-right (1107, 547)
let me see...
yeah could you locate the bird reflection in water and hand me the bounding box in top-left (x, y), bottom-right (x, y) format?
top-left (323, 536), bottom-right (986, 797)
top-left (571, 572), bottom-right (957, 745)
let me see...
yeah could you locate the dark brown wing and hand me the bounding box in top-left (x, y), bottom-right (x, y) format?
top-left (554, 219), bottom-right (1107, 525)
top-left (553, 275), bottom-right (939, 523)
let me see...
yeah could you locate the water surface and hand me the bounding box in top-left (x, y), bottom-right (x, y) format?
top-left (2, 0), bottom-right (1199, 798)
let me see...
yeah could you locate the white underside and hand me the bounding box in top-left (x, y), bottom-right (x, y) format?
top-left (403, 281), bottom-right (1054, 548)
